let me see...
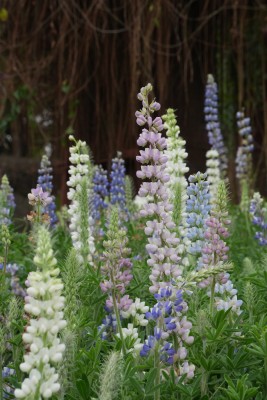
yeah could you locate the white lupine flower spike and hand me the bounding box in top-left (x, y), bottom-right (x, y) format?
top-left (15, 227), bottom-right (66, 400)
top-left (67, 135), bottom-right (95, 264)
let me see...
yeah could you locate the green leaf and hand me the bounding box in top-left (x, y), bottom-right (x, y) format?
top-left (145, 367), bottom-right (157, 393)
top-left (128, 377), bottom-right (144, 397)
top-left (76, 374), bottom-right (90, 399)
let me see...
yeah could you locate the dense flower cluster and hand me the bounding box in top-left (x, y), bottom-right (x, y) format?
top-left (213, 278), bottom-right (243, 315)
top-left (121, 298), bottom-right (149, 327)
top-left (67, 136), bottom-right (95, 263)
top-left (37, 144), bottom-right (57, 226)
top-left (140, 286), bottom-right (195, 377)
top-left (92, 165), bottom-right (109, 220)
top-left (0, 175), bottom-right (15, 226)
top-left (28, 187), bottom-right (52, 208)
top-left (204, 74), bottom-right (228, 175)
top-left (117, 323), bottom-right (143, 355)
top-left (15, 227), bottom-right (66, 399)
top-left (249, 192), bottom-right (267, 246)
top-left (27, 186), bottom-right (53, 224)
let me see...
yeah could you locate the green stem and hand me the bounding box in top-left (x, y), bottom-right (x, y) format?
top-left (264, 357), bottom-right (267, 396)
top-left (0, 353), bottom-right (3, 400)
top-left (210, 276), bottom-right (216, 316)
top-left (36, 202), bottom-right (41, 223)
top-left (154, 343), bottom-right (161, 400)
top-left (201, 371), bottom-right (208, 397)
top-left (248, 307), bottom-right (253, 324)
top-left (111, 290), bottom-right (127, 357)
top-left (3, 244), bottom-right (8, 275)
top-left (154, 316), bottom-right (164, 400)
top-left (200, 337), bottom-right (208, 396)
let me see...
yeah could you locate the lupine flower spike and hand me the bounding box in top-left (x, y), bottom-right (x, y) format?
top-left (15, 226), bottom-right (66, 399)
top-left (199, 181), bottom-right (243, 315)
top-left (99, 207), bottom-right (133, 351)
top-left (163, 108), bottom-right (189, 222)
top-left (163, 108), bottom-right (190, 267)
top-left (136, 84), bottom-right (194, 383)
top-left (206, 149), bottom-right (220, 206)
top-left (249, 192), bottom-right (267, 246)
top-left (37, 144), bottom-right (58, 226)
top-left (236, 110), bottom-right (254, 209)
top-left (0, 175), bottom-right (15, 226)
top-left (141, 286), bottom-right (195, 379)
top-left (204, 74), bottom-right (228, 176)
top-left (110, 151), bottom-right (128, 218)
top-left (92, 165), bottom-right (109, 221)
top-left (136, 85), bottom-right (182, 293)
top-left (186, 172), bottom-right (211, 268)
top-left (67, 135), bottom-right (95, 264)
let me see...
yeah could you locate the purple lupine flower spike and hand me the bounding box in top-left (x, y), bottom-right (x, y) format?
top-left (204, 74), bottom-right (228, 176)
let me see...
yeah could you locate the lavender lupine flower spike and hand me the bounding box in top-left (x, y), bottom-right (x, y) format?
top-left (98, 207), bottom-right (133, 348)
top-left (204, 74), bottom-right (228, 176)
top-left (37, 144), bottom-right (58, 226)
top-left (136, 84), bottom-right (195, 380)
top-left (200, 181), bottom-right (243, 315)
top-left (0, 175), bottom-right (15, 226)
top-left (135, 84), bottom-right (181, 293)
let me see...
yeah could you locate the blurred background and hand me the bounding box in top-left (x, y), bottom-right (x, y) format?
top-left (0, 0), bottom-right (266, 216)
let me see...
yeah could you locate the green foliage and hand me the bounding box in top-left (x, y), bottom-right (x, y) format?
top-left (2, 182), bottom-right (267, 399)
